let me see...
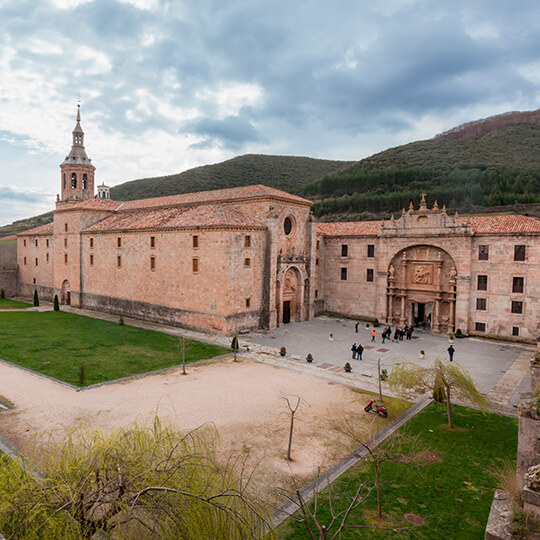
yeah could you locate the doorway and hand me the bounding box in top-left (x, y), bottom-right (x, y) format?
top-left (283, 301), bottom-right (291, 324)
top-left (66, 291), bottom-right (71, 306)
top-left (412, 302), bottom-right (432, 328)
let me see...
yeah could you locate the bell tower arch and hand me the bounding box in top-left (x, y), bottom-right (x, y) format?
top-left (58, 104), bottom-right (95, 205)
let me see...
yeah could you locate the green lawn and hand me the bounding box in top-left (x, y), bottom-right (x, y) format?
top-left (0, 299), bottom-right (32, 310)
top-left (0, 311), bottom-right (230, 386)
top-left (278, 403), bottom-right (518, 540)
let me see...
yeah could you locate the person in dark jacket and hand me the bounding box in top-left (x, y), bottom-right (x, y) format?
top-left (355, 322), bottom-right (359, 333)
top-left (351, 343), bottom-right (357, 359)
top-left (357, 344), bottom-right (364, 360)
top-left (448, 345), bottom-right (455, 362)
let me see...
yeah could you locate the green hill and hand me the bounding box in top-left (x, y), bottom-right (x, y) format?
top-left (110, 154), bottom-right (353, 201)
top-left (301, 124), bottom-right (540, 220)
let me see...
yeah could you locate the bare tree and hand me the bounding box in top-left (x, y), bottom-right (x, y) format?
top-left (282, 395), bottom-right (302, 461)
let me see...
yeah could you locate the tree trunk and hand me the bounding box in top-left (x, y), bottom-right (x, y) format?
top-left (287, 411), bottom-right (295, 460)
top-left (445, 384), bottom-right (453, 428)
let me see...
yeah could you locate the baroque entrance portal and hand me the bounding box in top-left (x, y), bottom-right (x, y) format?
top-left (386, 245), bottom-right (457, 333)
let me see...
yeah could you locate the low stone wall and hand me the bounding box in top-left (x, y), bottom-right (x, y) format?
top-left (0, 269), bottom-right (18, 297)
top-left (18, 281), bottom-right (54, 302)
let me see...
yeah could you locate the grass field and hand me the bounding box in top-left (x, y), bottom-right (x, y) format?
top-left (278, 403), bottom-right (518, 539)
top-left (0, 311), bottom-right (229, 386)
top-left (0, 299), bottom-right (32, 310)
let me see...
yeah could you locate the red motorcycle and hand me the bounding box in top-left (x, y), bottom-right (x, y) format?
top-left (364, 399), bottom-right (388, 418)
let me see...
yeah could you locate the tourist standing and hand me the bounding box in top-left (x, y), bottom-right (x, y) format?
top-left (351, 343), bottom-right (357, 359)
top-left (371, 329), bottom-right (376, 342)
top-left (355, 322), bottom-right (359, 333)
top-left (357, 344), bottom-right (364, 360)
top-left (448, 345), bottom-right (455, 362)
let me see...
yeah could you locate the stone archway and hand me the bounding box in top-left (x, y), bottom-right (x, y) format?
top-left (61, 279), bottom-right (71, 305)
top-left (280, 266), bottom-right (303, 325)
top-left (386, 245), bottom-right (457, 333)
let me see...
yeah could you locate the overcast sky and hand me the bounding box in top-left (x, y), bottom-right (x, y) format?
top-left (1, 0), bottom-right (539, 225)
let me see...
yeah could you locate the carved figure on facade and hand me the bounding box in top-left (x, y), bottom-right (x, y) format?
top-left (414, 265), bottom-right (432, 284)
top-left (388, 264), bottom-right (395, 280)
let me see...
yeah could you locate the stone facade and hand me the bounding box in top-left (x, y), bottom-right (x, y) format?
top-left (14, 112), bottom-right (540, 339)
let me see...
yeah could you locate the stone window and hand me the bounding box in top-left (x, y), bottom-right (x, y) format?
top-left (341, 244), bottom-right (348, 257)
top-left (511, 301), bottom-right (523, 314)
top-left (192, 258), bottom-right (199, 273)
top-left (478, 245), bottom-right (489, 260)
top-left (244, 257), bottom-right (251, 268)
top-left (341, 267), bottom-right (347, 280)
top-left (71, 173), bottom-right (77, 188)
top-left (150, 236), bottom-right (155, 248)
top-left (193, 235), bottom-right (199, 249)
top-left (367, 244), bottom-right (375, 258)
top-left (284, 216), bottom-right (293, 236)
top-left (23, 239), bottom-right (26, 247)
top-left (512, 326), bottom-right (519, 337)
top-left (512, 277), bottom-right (524, 293)
top-left (46, 239), bottom-right (49, 248)
top-left (514, 245), bottom-right (526, 261)
top-left (64, 253), bottom-right (68, 264)
top-left (65, 223), bottom-right (68, 232)
top-left (23, 257), bottom-right (26, 265)
top-left (64, 238), bottom-right (68, 248)
top-left (477, 275), bottom-right (487, 291)
top-left (150, 256), bottom-right (156, 271)
top-left (90, 238), bottom-right (94, 248)
top-left (367, 268), bottom-right (374, 282)
top-left (117, 255), bottom-right (122, 268)
top-left (316, 258), bottom-right (319, 266)
top-left (245, 298), bottom-right (251, 308)
top-left (33, 278), bottom-right (36, 284)
top-left (63, 174), bottom-right (66, 189)
top-left (315, 289), bottom-right (318, 298)
top-left (35, 257), bottom-right (38, 266)
top-left (316, 240), bottom-right (320, 250)
top-left (90, 254), bottom-right (94, 266)
top-left (244, 235), bottom-right (251, 248)
top-left (476, 298), bottom-right (486, 311)
top-left (46, 253), bottom-right (49, 263)
top-left (117, 237), bottom-right (122, 248)
top-left (82, 173), bottom-right (87, 189)
top-left (35, 239), bottom-right (38, 247)
top-left (475, 322), bottom-right (486, 332)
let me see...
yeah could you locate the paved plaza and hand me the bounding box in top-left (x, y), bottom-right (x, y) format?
top-left (245, 316), bottom-right (528, 396)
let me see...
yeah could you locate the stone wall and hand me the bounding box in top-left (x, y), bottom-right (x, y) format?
top-left (0, 269), bottom-right (17, 297)
top-left (0, 239), bottom-right (16, 269)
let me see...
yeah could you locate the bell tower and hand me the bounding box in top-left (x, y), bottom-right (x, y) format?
top-left (58, 104), bottom-right (95, 204)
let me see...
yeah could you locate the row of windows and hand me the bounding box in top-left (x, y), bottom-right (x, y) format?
top-left (89, 235), bottom-right (253, 250)
top-left (23, 254), bottom-right (50, 265)
top-left (476, 298), bottom-right (524, 314)
top-left (63, 173), bottom-right (89, 190)
top-left (477, 275), bottom-right (525, 292)
top-left (475, 322), bottom-right (522, 337)
top-left (478, 244), bottom-right (527, 261)
top-left (340, 244), bottom-right (375, 258)
top-left (23, 238), bottom-right (51, 248)
top-left (341, 267), bottom-right (374, 281)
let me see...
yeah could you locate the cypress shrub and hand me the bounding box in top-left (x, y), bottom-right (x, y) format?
top-left (33, 290), bottom-right (39, 307)
top-left (53, 295), bottom-right (59, 311)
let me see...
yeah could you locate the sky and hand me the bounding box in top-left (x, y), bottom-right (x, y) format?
top-left (0, 0), bottom-right (539, 226)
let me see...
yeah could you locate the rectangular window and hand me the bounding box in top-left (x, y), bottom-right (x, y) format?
top-left (192, 258), bottom-right (199, 273)
top-left (478, 245), bottom-right (489, 260)
top-left (64, 238), bottom-right (68, 248)
top-left (511, 301), bottom-right (523, 314)
top-left (514, 245), bottom-right (526, 261)
top-left (367, 244), bottom-right (375, 258)
top-left (341, 244), bottom-right (348, 257)
top-left (35, 239), bottom-right (38, 247)
top-left (35, 257), bottom-right (38, 266)
top-left (244, 257), bottom-right (251, 267)
top-left (150, 256), bottom-right (156, 270)
top-left (244, 235), bottom-right (251, 248)
top-left (477, 275), bottom-right (487, 291)
top-left (64, 253), bottom-right (68, 264)
top-left (64, 223), bottom-right (68, 232)
top-left (367, 268), bottom-right (374, 282)
top-left (340, 267), bottom-right (347, 280)
top-left (150, 236), bottom-right (155, 248)
top-left (245, 298), bottom-right (251, 308)
top-left (46, 239), bottom-right (49, 248)
top-left (512, 326), bottom-right (519, 337)
top-left (193, 235), bottom-right (199, 248)
top-left (23, 239), bottom-right (26, 247)
top-left (23, 256), bottom-right (26, 265)
top-left (315, 289), bottom-right (318, 298)
top-left (512, 277), bottom-right (524, 293)
top-left (316, 239), bottom-right (320, 250)
top-left (476, 298), bottom-right (486, 311)
top-left (33, 278), bottom-right (36, 284)
top-left (117, 237), bottom-right (122, 248)
top-left (90, 254), bottom-right (94, 266)
top-left (117, 255), bottom-right (122, 268)
top-left (90, 238), bottom-right (94, 248)
top-left (316, 258), bottom-right (319, 266)
top-left (46, 253), bottom-right (49, 263)
top-left (475, 322), bottom-right (486, 332)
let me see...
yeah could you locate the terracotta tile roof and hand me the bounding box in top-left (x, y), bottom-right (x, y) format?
top-left (83, 204), bottom-right (264, 233)
top-left (317, 221), bottom-right (381, 236)
top-left (57, 198), bottom-right (121, 211)
top-left (466, 215), bottom-right (540, 234)
top-left (17, 222), bottom-right (54, 236)
top-left (116, 184), bottom-right (312, 211)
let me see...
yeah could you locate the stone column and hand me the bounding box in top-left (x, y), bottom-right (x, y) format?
top-left (433, 293), bottom-right (441, 332)
top-left (400, 294), bottom-right (406, 326)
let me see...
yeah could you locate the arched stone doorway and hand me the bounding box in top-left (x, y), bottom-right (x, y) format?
top-left (386, 245), bottom-right (457, 333)
top-left (281, 267), bottom-right (302, 324)
top-left (61, 279), bottom-right (71, 305)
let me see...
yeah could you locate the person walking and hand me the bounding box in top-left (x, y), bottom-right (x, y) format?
top-left (371, 329), bottom-right (376, 342)
top-left (357, 344), bottom-right (364, 360)
top-left (447, 344), bottom-right (455, 362)
top-left (351, 343), bottom-right (357, 360)
top-left (355, 322), bottom-right (359, 333)
top-left (382, 331), bottom-right (386, 344)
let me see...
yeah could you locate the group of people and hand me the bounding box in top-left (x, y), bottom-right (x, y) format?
top-left (351, 343), bottom-right (364, 360)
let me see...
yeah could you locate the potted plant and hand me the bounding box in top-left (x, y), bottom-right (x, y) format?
top-left (373, 318), bottom-right (380, 327)
top-left (280, 346), bottom-right (286, 357)
top-left (448, 334), bottom-right (454, 345)
top-left (419, 350), bottom-right (425, 359)
top-left (344, 362), bottom-right (352, 373)
top-left (306, 353), bottom-right (313, 363)
top-left (365, 323), bottom-right (370, 328)
top-left (329, 333), bottom-right (334, 342)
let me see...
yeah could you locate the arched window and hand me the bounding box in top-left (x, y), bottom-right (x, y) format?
top-left (82, 173), bottom-right (87, 189)
top-left (63, 174), bottom-right (66, 189)
top-left (71, 173), bottom-right (77, 188)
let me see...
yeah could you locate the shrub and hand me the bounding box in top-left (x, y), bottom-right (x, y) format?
top-left (420, 350), bottom-right (425, 355)
top-left (231, 335), bottom-right (239, 351)
top-left (380, 368), bottom-right (388, 381)
top-left (344, 362), bottom-right (352, 372)
top-left (365, 323), bottom-right (370, 328)
top-left (280, 346), bottom-right (286, 356)
top-left (433, 385), bottom-right (445, 403)
top-left (456, 328), bottom-right (464, 338)
top-left (373, 318), bottom-right (380, 327)
top-left (53, 294), bottom-right (59, 311)
top-left (306, 353), bottom-right (313, 362)
top-left (33, 290), bottom-right (39, 307)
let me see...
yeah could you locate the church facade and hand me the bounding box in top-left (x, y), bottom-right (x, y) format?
top-left (17, 109), bottom-right (540, 342)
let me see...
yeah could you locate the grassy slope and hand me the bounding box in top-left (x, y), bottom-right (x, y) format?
top-left (0, 311), bottom-right (229, 386)
top-left (279, 403), bottom-right (518, 539)
top-left (0, 299), bottom-right (32, 309)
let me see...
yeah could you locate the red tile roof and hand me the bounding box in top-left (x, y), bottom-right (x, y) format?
top-left (57, 199), bottom-right (120, 212)
top-left (466, 215), bottom-right (540, 234)
top-left (83, 204), bottom-right (264, 233)
top-left (17, 222), bottom-right (54, 236)
top-left (317, 221), bottom-right (381, 236)
top-left (115, 184), bottom-right (312, 211)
